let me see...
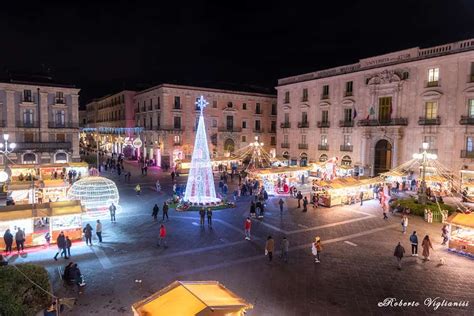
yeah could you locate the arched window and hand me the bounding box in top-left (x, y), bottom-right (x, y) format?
top-left (282, 151), bottom-right (289, 159)
top-left (341, 155), bottom-right (352, 166)
top-left (55, 152), bottom-right (68, 163)
top-left (319, 154), bottom-right (328, 162)
top-left (300, 152), bottom-right (308, 166)
top-left (23, 153), bottom-right (36, 164)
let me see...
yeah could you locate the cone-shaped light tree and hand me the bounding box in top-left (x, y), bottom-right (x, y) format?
top-left (184, 96), bottom-right (220, 203)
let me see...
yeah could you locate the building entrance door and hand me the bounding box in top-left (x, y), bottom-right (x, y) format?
top-left (374, 139), bottom-right (392, 175)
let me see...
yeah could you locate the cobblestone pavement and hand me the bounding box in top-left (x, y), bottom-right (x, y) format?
top-left (7, 161), bottom-right (474, 315)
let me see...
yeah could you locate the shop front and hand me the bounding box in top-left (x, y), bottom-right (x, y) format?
top-left (315, 177), bottom-right (382, 207)
top-left (447, 213), bottom-right (474, 258)
top-left (248, 166), bottom-right (311, 196)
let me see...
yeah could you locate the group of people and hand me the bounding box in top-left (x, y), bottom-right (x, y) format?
top-left (63, 262), bottom-right (86, 287)
top-left (53, 231), bottom-right (73, 260)
top-left (199, 208), bottom-right (213, 227)
top-left (3, 228), bottom-right (26, 254)
top-left (394, 232), bottom-right (435, 269)
top-left (262, 235), bottom-right (321, 264)
top-left (151, 202), bottom-right (169, 222)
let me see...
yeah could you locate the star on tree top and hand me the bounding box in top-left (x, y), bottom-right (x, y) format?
top-left (195, 95), bottom-right (209, 115)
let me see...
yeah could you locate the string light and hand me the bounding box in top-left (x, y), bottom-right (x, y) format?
top-left (67, 176), bottom-right (119, 210)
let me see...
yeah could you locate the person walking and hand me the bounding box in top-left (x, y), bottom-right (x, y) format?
top-left (250, 201), bottom-right (256, 218)
top-left (359, 191), bottom-right (364, 206)
top-left (152, 204), bottom-right (159, 221)
top-left (244, 217), bottom-right (252, 240)
top-left (171, 171), bottom-right (175, 181)
top-left (206, 208), bottom-right (213, 227)
top-left (3, 229), bottom-right (13, 255)
top-left (96, 220), bottom-right (103, 243)
top-left (265, 236), bottom-right (275, 262)
top-left (382, 205), bottom-right (388, 220)
top-left (157, 224), bottom-right (167, 248)
top-left (441, 224), bottom-right (449, 245)
top-left (312, 194), bottom-right (318, 209)
top-left (65, 236), bottom-right (72, 258)
top-left (83, 224), bottom-right (93, 246)
top-left (302, 196), bottom-right (308, 212)
top-left (278, 198), bottom-right (284, 215)
top-left (199, 208), bottom-right (206, 227)
top-left (315, 236), bottom-right (322, 262)
top-left (393, 242), bottom-right (406, 270)
top-left (109, 202), bottom-right (117, 223)
top-left (15, 228), bottom-right (25, 253)
top-left (135, 184), bottom-right (141, 196)
top-left (401, 215), bottom-right (408, 234)
top-left (280, 237), bottom-right (289, 263)
top-left (311, 238), bottom-right (319, 263)
top-left (54, 231), bottom-right (67, 260)
top-left (162, 202), bottom-right (169, 221)
top-left (421, 235), bottom-right (434, 260)
top-left (409, 231), bottom-right (418, 256)
top-left (296, 191), bottom-right (303, 208)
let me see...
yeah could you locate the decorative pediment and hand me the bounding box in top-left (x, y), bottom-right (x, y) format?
top-left (341, 99), bottom-right (355, 106)
top-left (282, 104), bottom-right (292, 111)
top-left (462, 85), bottom-right (474, 95)
top-left (299, 103), bottom-right (310, 110)
top-left (222, 107), bottom-right (237, 113)
top-left (319, 101), bottom-right (331, 107)
top-left (367, 70), bottom-right (402, 85)
top-left (421, 90), bottom-right (443, 100)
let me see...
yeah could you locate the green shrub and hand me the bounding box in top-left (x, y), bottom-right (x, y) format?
top-left (0, 264), bottom-right (52, 316)
top-left (391, 197), bottom-right (455, 217)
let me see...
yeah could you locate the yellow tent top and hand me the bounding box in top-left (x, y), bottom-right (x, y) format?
top-left (43, 179), bottom-right (69, 188)
top-left (447, 213), bottom-right (474, 229)
top-left (380, 170), bottom-right (406, 178)
top-left (67, 162), bottom-right (88, 168)
top-left (248, 166), bottom-right (311, 176)
top-left (132, 281), bottom-right (253, 316)
top-left (0, 200), bottom-right (83, 222)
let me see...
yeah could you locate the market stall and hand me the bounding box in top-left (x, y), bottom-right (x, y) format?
top-left (7, 181), bottom-right (41, 205)
top-left (8, 164), bottom-right (38, 182)
top-left (132, 281), bottom-right (253, 316)
top-left (38, 163), bottom-right (67, 180)
top-left (41, 179), bottom-right (70, 202)
top-left (0, 200), bottom-right (83, 249)
top-left (247, 166), bottom-right (311, 195)
top-left (315, 177), bottom-right (382, 207)
top-left (66, 162), bottom-right (89, 179)
top-left (309, 159), bottom-right (354, 180)
top-left (447, 213), bottom-right (474, 258)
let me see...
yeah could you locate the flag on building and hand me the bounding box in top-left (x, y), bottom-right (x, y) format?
top-left (366, 106), bottom-right (375, 120)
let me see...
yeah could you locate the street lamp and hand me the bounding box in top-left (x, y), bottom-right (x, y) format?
top-left (0, 133), bottom-right (16, 183)
top-left (412, 142), bottom-right (438, 205)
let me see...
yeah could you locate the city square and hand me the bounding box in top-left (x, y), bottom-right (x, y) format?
top-left (1, 1), bottom-right (474, 316)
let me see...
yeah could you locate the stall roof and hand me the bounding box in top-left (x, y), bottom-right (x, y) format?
top-left (248, 166), bottom-right (311, 175)
top-left (380, 170), bottom-right (406, 178)
top-left (0, 200), bottom-right (83, 222)
top-left (67, 162), bottom-right (88, 168)
top-left (0, 209), bottom-right (32, 221)
top-left (50, 200), bottom-right (84, 216)
top-left (7, 181), bottom-right (41, 190)
top-left (318, 177), bottom-right (382, 190)
top-left (132, 281), bottom-right (252, 316)
top-left (425, 175), bottom-right (450, 183)
top-left (9, 164), bottom-right (37, 169)
top-left (43, 179), bottom-right (69, 188)
top-left (447, 213), bottom-right (474, 229)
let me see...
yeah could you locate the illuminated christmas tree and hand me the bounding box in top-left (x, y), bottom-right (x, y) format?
top-left (184, 96), bottom-right (220, 203)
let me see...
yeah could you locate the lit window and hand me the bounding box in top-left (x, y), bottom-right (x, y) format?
top-left (467, 137), bottom-right (474, 152)
top-left (321, 135), bottom-right (327, 145)
top-left (428, 67), bottom-right (439, 82)
top-left (468, 99), bottom-right (474, 118)
top-left (424, 102), bottom-right (438, 119)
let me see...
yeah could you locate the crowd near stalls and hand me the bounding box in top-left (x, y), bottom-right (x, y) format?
top-left (446, 213), bottom-right (474, 258)
top-left (247, 166), bottom-right (311, 196)
top-left (5, 163), bottom-right (89, 206)
top-left (460, 170), bottom-right (474, 200)
top-left (0, 200), bottom-right (83, 250)
top-left (381, 170), bottom-right (451, 197)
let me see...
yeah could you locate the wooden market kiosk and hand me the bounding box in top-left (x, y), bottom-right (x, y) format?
top-left (315, 177), bottom-right (382, 207)
top-left (132, 281), bottom-right (253, 316)
top-left (447, 213), bottom-right (474, 258)
top-left (247, 166), bottom-right (312, 195)
top-left (0, 200), bottom-right (83, 249)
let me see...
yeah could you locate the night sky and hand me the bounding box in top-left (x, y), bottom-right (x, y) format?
top-left (1, 0), bottom-right (474, 106)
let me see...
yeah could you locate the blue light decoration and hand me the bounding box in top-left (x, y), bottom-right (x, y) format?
top-left (183, 96), bottom-right (220, 204)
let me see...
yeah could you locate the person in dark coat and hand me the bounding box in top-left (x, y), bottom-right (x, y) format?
top-left (83, 224), bottom-right (93, 246)
top-left (393, 242), bottom-right (406, 270)
top-left (302, 196), bottom-right (308, 212)
top-left (206, 208), bottom-right (213, 227)
top-left (3, 229), bottom-right (13, 254)
top-left (199, 208), bottom-right (206, 226)
top-left (296, 191), bottom-right (303, 208)
top-left (15, 228), bottom-right (25, 253)
top-left (152, 204), bottom-right (159, 221)
top-left (63, 262), bottom-right (74, 281)
top-left (54, 231), bottom-right (68, 260)
top-left (162, 202), bottom-right (169, 221)
top-left (250, 201), bottom-right (256, 217)
top-left (65, 236), bottom-right (72, 258)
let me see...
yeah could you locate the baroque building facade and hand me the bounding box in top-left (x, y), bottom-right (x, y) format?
top-left (0, 79), bottom-right (80, 166)
top-left (276, 38), bottom-right (474, 176)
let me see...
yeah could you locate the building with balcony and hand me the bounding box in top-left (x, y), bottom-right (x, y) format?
top-left (133, 84), bottom-right (276, 168)
top-left (0, 78), bottom-right (80, 166)
top-left (276, 38), bottom-right (474, 175)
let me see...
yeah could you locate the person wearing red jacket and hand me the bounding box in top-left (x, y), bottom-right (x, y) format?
top-left (244, 217), bottom-right (252, 240)
top-left (158, 224), bottom-right (167, 248)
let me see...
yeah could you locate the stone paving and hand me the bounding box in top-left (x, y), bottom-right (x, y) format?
top-left (6, 161), bottom-right (474, 315)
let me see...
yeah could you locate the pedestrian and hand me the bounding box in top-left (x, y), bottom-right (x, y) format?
top-left (265, 236), bottom-right (274, 262)
top-left (44, 232), bottom-right (51, 247)
top-left (393, 242), bottom-right (406, 270)
top-left (312, 194), bottom-right (318, 208)
top-left (54, 231), bottom-right (67, 260)
top-left (278, 198), bottom-right (284, 215)
top-left (155, 180), bottom-right (161, 192)
top-left (297, 191), bottom-right (303, 208)
top-left (421, 235), bottom-right (434, 260)
top-left (409, 231), bottom-right (418, 256)
top-left (83, 224), bottom-right (93, 246)
top-left (315, 236), bottom-right (322, 262)
top-left (359, 191), bottom-right (364, 206)
top-left (207, 208), bottom-right (213, 227)
top-left (109, 202), bottom-right (117, 222)
top-left (401, 215), bottom-right (408, 234)
top-left (171, 171), bottom-right (175, 181)
top-left (158, 224), bottom-right (167, 248)
top-left (15, 228), bottom-right (25, 253)
top-left (152, 204), bottom-right (159, 221)
top-left (250, 201), bottom-right (256, 218)
top-left (244, 217), bottom-right (252, 240)
top-left (162, 201), bottom-right (169, 221)
top-left (383, 205), bottom-right (388, 220)
top-left (280, 236), bottom-right (289, 263)
top-left (199, 208), bottom-right (206, 226)
top-left (3, 229), bottom-right (13, 255)
top-left (441, 224), bottom-right (449, 245)
top-left (96, 220), bottom-right (103, 242)
top-left (135, 184), bottom-right (141, 196)
top-left (311, 238), bottom-right (319, 263)
top-left (65, 236), bottom-right (72, 258)
top-left (302, 196), bottom-right (308, 212)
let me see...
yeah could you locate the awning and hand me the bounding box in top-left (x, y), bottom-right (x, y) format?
top-left (0, 200), bottom-right (83, 222)
top-left (132, 281), bottom-right (253, 316)
top-left (43, 179), bottom-right (69, 188)
top-left (447, 213), bottom-right (474, 229)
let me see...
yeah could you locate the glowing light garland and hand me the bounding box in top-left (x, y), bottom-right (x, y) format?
top-left (183, 96), bottom-right (220, 204)
top-left (67, 176), bottom-right (119, 210)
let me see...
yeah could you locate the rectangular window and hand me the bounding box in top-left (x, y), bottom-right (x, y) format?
top-left (242, 121), bottom-right (247, 129)
top-left (242, 103), bottom-right (247, 110)
top-left (302, 112), bottom-right (308, 123)
top-left (321, 110), bottom-right (329, 123)
top-left (227, 102), bottom-right (233, 108)
top-left (322, 85), bottom-right (329, 98)
top-left (55, 110), bottom-right (65, 125)
top-left (284, 113), bottom-right (290, 123)
top-left (56, 92), bottom-right (64, 103)
top-left (213, 100), bottom-right (217, 108)
top-left (256, 103), bottom-right (261, 114)
top-left (345, 81), bottom-right (353, 94)
top-left (157, 114), bottom-right (161, 128)
top-left (174, 135), bottom-right (181, 144)
top-left (242, 135), bottom-right (247, 142)
top-left (212, 119), bottom-right (217, 128)
top-left (425, 101), bottom-right (438, 119)
top-left (321, 134), bottom-right (328, 145)
top-left (149, 117), bottom-right (153, 129)
top-left (428, 67), bottom-right (439, 84)
top-left (255, 120), bottom-right (261, 131)
top-left (284, 91), bottom-right (290, 103)
top-left (23, 109), bottom-right (34, 125)
top-left (173, 116), bottom-right (181, 129)
top-left (344, 108), bottom-right (352, 122)
top-left (378, 97), bottom-right (392, 122)
top-left (302, 88), bottom-right (308, 101)
top-left (284, 134), bottom-right (289, 144)
top-left (467, 137), bottom-right (474, 152)
top-left (423, 135), bottom-right (436, 149)
top-left (24, 90), bottom-right (32, 102)
top-left (226, 116), bottom-right (233, 130)
top-left (343, 135), bottom-right (351, 146)
top-left (468, 99), bottom-right (474, 118)
top-left (156, 97), bottom-right (161, 109)
top-left (301, 134), bottom-right (307, 144)
top-left (174, 96), bottom-right (181, 109)
top-left (271, 121), bottom-right (276, 132)
top-left (271, 103), bottom-right (277, 115)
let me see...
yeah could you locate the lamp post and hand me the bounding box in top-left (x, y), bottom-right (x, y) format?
top-left (413, 142), bottom-right (437, 205)
top-left (0, 134), bottom-right (16, 186)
